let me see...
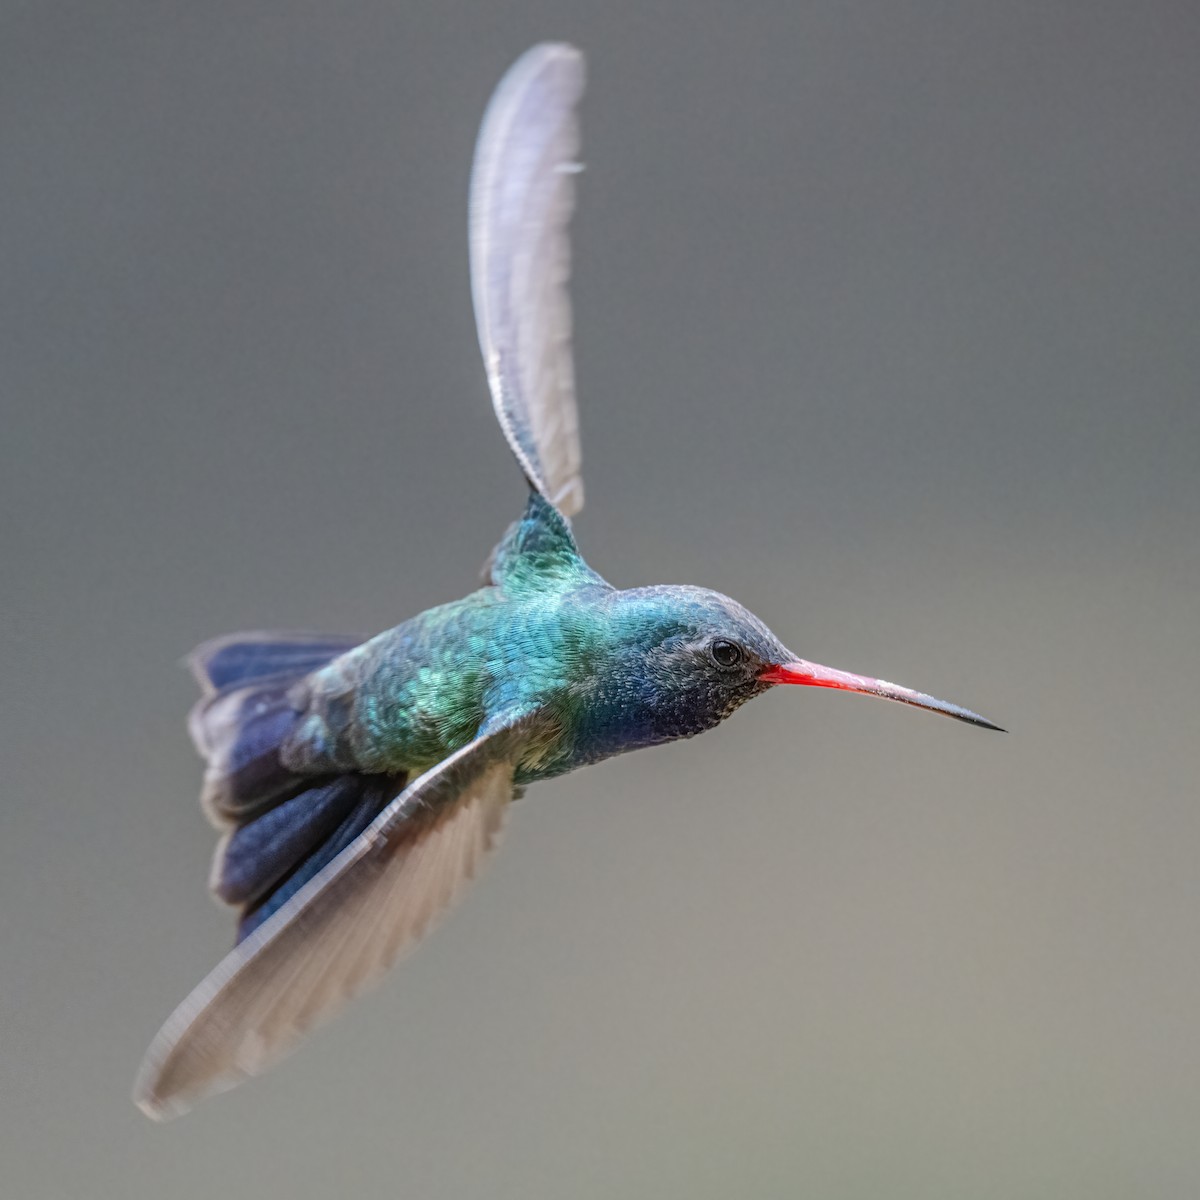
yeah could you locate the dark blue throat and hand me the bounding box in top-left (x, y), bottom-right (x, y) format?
top-left (569, 672), bottom-right (759, 767)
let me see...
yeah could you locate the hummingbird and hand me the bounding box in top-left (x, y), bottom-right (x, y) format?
top-left (135, 43), bottom-right (1000, 1121)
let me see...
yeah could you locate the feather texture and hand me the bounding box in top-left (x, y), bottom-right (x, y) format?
top-left (190, 632), bottom-right (362, 696)
top-left (470, 42), bottom-right (586, 516)
top-left (134, 715), bottom-right (538, 1121)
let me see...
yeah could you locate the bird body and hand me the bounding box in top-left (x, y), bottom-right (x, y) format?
top-left (136, 43), bottom-right (999, 1121)
top-left (198, 491), bottom-right (793, 939)
top-left (240, 492), bottom-right (795, 791)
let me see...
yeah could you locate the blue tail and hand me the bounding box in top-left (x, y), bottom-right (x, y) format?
top-left (186, 632), bottom-right (402, 944)
top-left (189, 631), bottom-right (367, 695)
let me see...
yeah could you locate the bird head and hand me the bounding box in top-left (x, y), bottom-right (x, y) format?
top-left (595, 586), bottom-right (1000, 751)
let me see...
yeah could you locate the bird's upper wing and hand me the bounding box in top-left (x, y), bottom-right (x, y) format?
top-left (470, 43), bottom-right (586, 518)
top-left (134, 714), bottom-right (543, 1121)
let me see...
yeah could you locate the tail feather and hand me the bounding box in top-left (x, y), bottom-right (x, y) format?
top-left (212, 775), bottom-right (365, 907)
top-left (235, 777), bottom-right (398, 944)
top-left (190, 632), bottom-right (363, 696)
top-left (185, 631), bottom-right (392, 945)
top-left (193, 682), bottom-right (308, 822)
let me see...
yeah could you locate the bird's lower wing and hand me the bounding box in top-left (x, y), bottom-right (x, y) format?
top-left (134, 716), bottom-right (541, 1121)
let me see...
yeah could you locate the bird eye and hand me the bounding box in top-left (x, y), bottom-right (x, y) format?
top-left (709, 639), bottom-right (744, 669)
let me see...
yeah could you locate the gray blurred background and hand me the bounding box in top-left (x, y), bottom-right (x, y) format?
top-left (3, 2), bottom-right (1198, 1196)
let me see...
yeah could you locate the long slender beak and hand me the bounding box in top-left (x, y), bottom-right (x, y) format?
top-left (760, 659), bottom-right (1003, 731)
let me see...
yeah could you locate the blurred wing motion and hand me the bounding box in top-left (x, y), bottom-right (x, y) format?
top-left (134, 716), bottom-right (540, 1121)
top-left (470, 42), bottom-right (586, 517)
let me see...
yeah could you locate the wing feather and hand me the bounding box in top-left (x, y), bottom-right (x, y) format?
top-left (470, 43), bottom-right (587, 516)
top-left (134, 719), bottom-right (534, 1121)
